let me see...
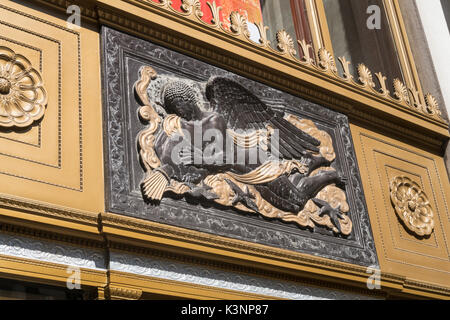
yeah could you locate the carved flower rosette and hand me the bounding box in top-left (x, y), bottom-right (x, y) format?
top-left (0, 46), bottom-right (47, 128)
top-left (390, 176), bottom-right (434, 236)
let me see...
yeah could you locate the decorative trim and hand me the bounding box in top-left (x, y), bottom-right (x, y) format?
top-left (0, 192), bottom-right (98, 226)
top-left (136, 67), bottom-right (353, 235)
top-left (109, 251), bottom-right (377, 300)
top-left (107, 286), bottom-right (143, 300)
top-left (0, 231), bottom-right (106, 270)
top-left (101, 212), bottom-right (378, 283)
top-left (0, 34), bottom-right (43, 148)
top-left (120, 0), bottom-right (446, 123)
top-left (0, 253), bottom-right (107, 288)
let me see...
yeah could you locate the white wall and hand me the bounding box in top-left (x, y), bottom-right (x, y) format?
top-left (415, 0), bottom-right (450, 116)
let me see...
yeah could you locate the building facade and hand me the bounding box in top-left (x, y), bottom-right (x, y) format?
top-left (0, 0), bottom-right (449, 299)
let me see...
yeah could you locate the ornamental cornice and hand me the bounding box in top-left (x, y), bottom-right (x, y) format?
top-left (28, 0), bottom-right (450, 152)
top-left (120, 0), bottom-right (446, 124)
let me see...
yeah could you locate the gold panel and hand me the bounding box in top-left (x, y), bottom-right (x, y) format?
top-left (0, 2), bottom-right (104, 215)
top-left (351, 124), bottom-right (450, 288)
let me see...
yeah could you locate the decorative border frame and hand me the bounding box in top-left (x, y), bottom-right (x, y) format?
top-left (101, 26), bottom-right (378, 267)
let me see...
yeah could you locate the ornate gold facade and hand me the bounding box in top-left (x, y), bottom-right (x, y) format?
top-left (0, 0), bottom-right (448, 300)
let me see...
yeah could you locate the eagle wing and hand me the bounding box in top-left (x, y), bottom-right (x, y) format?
top-left (205, 77), bottom-right (320, 160)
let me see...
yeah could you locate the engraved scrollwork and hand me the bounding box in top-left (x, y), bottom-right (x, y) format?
top-left (0, 46), bottom-right (48, 128)
top-left (390, 176), bottom-right (434, 237)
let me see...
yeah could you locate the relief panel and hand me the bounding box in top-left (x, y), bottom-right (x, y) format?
top-left (102, 27), bottom-right (378, 267)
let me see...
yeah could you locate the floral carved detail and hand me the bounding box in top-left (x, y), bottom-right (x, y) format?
top-left (390, 176), bottom-right (434, 237)
top-left (180, 0), bottom-right (203, 17)
top-left (318, 48), bottom-right (337, 73)
top-left (0, 46), bottom-right (47, 128)
top-left (357, 64), bottom-right (375, 88)
top-left (276, 30), bottom-right (297, 57)
top-left (230, 11), bottom-right (250, 38)
top-left (393, 78), bottom-right (409, 103)
top-left (424, 93), bottom-right (441, 118)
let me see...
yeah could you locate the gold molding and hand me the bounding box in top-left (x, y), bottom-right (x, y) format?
top-left (0, 253), bottom-right (107, 288)
top-left (95, 0), bottom-right (450, 150)
top-left (0, 192), bottom-right (101, 241)
top-left (2, 0), bottom-right (448, 299)
top-left (107, 285), bottom-right (143, 300)
top-left (108, 270), bottom-right (281, 300)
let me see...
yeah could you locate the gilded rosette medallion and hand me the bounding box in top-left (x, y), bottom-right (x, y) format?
top-left (390, 176), bottom-right (434, 236)
top-left (0, 46), bottom-right (47, 128)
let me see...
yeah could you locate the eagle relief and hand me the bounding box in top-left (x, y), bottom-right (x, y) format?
top-left (135, 66), bottom-right (352, 235)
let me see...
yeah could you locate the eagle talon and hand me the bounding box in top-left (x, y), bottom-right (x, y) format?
top-left (188, 183), bottom-right (219, 200)
top-left (225, 179), bottom-right (259, 212)
top-left (312, 198), bottom-right (345, 234)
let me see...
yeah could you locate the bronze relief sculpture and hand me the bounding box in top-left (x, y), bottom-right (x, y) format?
top-left (136, 66), bottom-right (352, 235)
top-left (102, 27), bottom-right (378, 265)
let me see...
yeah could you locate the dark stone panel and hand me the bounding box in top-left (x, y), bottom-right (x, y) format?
top-left (101, 26), bottom-right (378, 267)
